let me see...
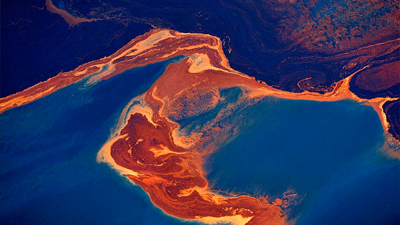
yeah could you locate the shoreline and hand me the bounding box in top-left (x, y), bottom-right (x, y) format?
top-left (1, 28), bottom-right (398, 224)
top-left (0, 29), bottom-right (397, 144)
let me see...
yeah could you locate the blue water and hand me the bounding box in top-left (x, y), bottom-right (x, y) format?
top-left (1, 59), bottom-right (399, 225)
top-left (205, 95), bottom-right (400, 224)
top-left (0, 57), bottom-right (201, 225)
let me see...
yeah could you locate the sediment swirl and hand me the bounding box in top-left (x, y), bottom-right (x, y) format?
top-left (1, 29), bottom-right (399, 224)
top-left (97, 57), bottom-right (297, 224)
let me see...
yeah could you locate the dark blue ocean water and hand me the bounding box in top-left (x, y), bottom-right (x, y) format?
top-left (0, 57), bottom-right (200, 225)
top-left (1, 59), bottom-right (399, 225)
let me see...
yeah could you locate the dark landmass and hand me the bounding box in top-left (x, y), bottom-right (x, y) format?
top-left (0, 0), bottom-right (151, 97)
top-left (2, 0), bottom-right (398, 96)
top-left (46, 0), bottom-right (399, 93)
top-left (2, 0), bottom-right (398, 137)
top-left (384, 100), bottom-right (400, 141)
top-left (349, 58), bottom-right (400, 99)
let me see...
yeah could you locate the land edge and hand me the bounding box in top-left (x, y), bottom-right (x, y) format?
top-left (0, 28), bottom-right (398, 146)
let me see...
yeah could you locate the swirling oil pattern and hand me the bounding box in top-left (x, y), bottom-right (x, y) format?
top-left (1, 29), bottom-right (399, 225)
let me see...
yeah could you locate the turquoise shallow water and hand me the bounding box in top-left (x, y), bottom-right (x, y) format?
top-left (1, 58), bottom-right (399, 225)
top-left (204, 94), bottom-right (400, 224)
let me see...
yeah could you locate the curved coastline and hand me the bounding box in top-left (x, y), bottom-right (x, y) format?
top-left (1, 29), bottom-right (399, 224)
top-left (0, 29), bottom-right (398, 143)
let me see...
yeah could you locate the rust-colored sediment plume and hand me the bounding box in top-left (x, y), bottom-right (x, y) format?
top-left (45, 0), bottom-right (99, 26)
top-left (1, 29), bottom-right (399, 224)
top-left (0, 29), bottom-right (398, 138)
top-left (0, 29), bottom-right (232, 114)
top-left (97, 56), bottom-right (299, 224)
top-left (106, 111), bottom-right (288, 225)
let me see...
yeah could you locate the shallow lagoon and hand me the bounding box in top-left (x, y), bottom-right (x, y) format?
top-left (1, 57), bottom-right (399, 224)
